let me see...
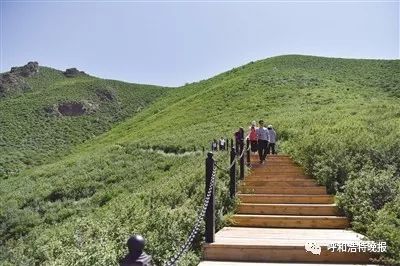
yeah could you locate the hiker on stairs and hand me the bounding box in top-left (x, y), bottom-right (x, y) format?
top-left (219, 137), bottom-right (226, 150)
top-left (267, 124), bottom-right (277, 155)
top-left (256, 120), bottom-right (269, 164)
top-left (234, 127), bottom-right (244, 155)
top-left (246, 121), bottom-right (258, 154)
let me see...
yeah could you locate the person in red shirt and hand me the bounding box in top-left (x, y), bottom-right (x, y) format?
top-left (247, 121), bottom-right (258, 154)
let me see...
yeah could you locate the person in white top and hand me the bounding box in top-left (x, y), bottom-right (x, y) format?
top-left (256, 120), bottom-right (269, 163)
top-left (267, 125), bottom-right (277, 155)
top-left (219, 137), bottom-right (226, 150)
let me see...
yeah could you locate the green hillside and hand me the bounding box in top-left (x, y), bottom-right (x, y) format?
top-left (1, 55), bottom-right (400, 265)
top-left (0, 66), bottom-right (169, 179)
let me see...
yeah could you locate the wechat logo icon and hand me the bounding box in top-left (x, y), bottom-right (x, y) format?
top-left (305, 242), bottom-right (321, 255)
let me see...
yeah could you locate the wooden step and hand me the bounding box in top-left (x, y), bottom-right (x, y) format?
top-left (239, 186), bottom-right (327, 195)
top-left (202, 227), bottom-right (374, 264)
top-left (238, 203), bottom-right (340, 216)
top-left (231, 214), bottom-right (349, 229)
top-left (252, 172), bottom-right (306, 176)
top-left (251, 159), bottom-right (295, 163)
top-left (238, 194), bottom-right (335, 204)
top-left (250, 155), bottom-right (290, 158)
top-left (250, 161), bottom-right (298, 165)
top-left (257, 165), bottom-right (303, 169)
top-left (255, 167), bottom-right (304, 171)
top-left (250, 164), bottom-right (301, 169)
top-left (246, 175), bottom-right (312, 180)
top-left (240, 180), bottom-right (318, 187)
top-left (199, 261), bottom-right (377, 266)
top-left (245, 176), bottom-right (312, 181)
top-left (252, 170), bottom-right (305, 174)
top-left (251, 168), bottom-right (305, 172)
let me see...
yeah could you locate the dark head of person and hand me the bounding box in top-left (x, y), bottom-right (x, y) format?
top-left (259, 120), bottom-right (264, 127)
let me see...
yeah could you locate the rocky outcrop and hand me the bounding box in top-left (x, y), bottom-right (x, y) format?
top-left (0, 62), bottom-right (38, 98)
top-left (57, 102), bottom-right (86, 116)
top-left (10, 61), bottom-right (39, 77)
top-left (95, 88), bottom-right (116, 101)
top-left (44, 101), bottom-right (98, 117)
top-left (63, 68), bottom-right (86, 78)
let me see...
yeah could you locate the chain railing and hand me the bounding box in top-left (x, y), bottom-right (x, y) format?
top-left (122, 136), bottom-right (253, 266)
top-left (163, 164), bottom-right (217, 266)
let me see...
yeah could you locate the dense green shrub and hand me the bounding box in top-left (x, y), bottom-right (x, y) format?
top-left (337, 167), bottom-right (399, 231)
top-left (367, 195), bottom-right (400, 265)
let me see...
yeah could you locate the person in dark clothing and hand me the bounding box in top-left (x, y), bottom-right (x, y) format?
top-left (119, 235), bottom-right (152, 266)
top-left (234, 127), bottom-right (244, 155)
top-left (256, 120), bottom-right (269, 163)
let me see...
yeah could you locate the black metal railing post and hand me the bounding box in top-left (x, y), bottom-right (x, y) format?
top-left (235, 138), bottom-right (239, 156)
top-left (121, 235), bottom-right (152, 265)
top-left (229, 147), bottom-right (236, 198)
top-left (239, 139), bottom-right (244, 180)
top-left (246, 138), bottom-right (251, 166)
top-left (205, 152), bottom-right (215, 243)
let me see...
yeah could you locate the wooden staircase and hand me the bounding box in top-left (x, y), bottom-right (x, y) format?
top-left (200, 155), bottom-right (378, 265)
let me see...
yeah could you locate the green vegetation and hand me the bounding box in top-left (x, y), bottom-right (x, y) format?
top-left (1, 55), bottom-right (399, 265)
top-left (0, 67), bottom-right (168, 178)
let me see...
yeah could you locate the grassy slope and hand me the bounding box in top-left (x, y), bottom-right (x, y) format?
top-left (1, 55), bottom-right (400, 265)
top-left (0, 67), bottom-right (169, 178)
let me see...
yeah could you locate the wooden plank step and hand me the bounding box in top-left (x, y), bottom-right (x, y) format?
top-left (253, 171), bottom-right (306, 175)
top-left (258, 166), bottom-right (304, 169)
top-left (252, 170), bottom-right (305, 174)
top-left (250, 164), bottom-right (301, 168)
top-left (203, 245), bottom-right (373, 264)
top-left (250, 161), bottom-right (299, 165)
top-left (202, 227), bottom-right (375, 264)
top-left (231, 214), bottom-right (349, 229)
top-left (199, 261), bottom-right (376, 265)
top-left (238, 203), bottom-right (340, 216)
top-left (247, 175), bottom-right (309, 179)
top-left (238, 194), bottom-right (335, 204)
top-left (251, 168), bottom-right (304, 172)
top-left (245, 176), bottom-right (312, 181)
top-left (254, 166), bottom-right (304, 169)
top-left (251, 155), bottom-right (290, 158)
top-left (240, 180), bottom-right (318, 187)
top-left (251, 159), bottom-right (295, 163)
top-left (239, 186), bottom-right (327, 195)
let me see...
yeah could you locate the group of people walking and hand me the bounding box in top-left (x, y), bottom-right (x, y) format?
top-left (237, 120), bottom-right (277, 164)
top-left (211, 137), bottom-right (226, 151)
top-left (212, 120), bottom-right (277, 164)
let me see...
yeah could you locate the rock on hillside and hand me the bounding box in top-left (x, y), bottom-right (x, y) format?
top-left (0, 61), bottom-right (39, 97)
top-left (63, 68), bottom-right (86, 78)
top-left (10, 61), bottom-right (39, 77)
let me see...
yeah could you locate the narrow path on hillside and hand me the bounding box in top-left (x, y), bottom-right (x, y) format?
top-left (138, 147), bottom-right (202, 157)
top-left (199, 155), bottom-right (379, 265)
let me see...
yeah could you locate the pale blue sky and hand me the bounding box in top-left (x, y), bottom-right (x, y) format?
top-left (1, 1), bottom-right (399, 86)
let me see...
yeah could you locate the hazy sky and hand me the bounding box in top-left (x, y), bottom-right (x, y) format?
top-left (1, 1), bottom-right (399, 86)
